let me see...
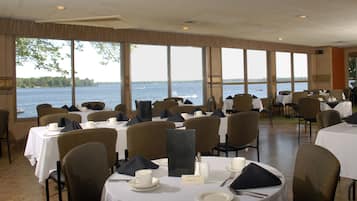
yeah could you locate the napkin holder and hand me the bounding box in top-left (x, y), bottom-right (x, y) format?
top-left (167, 129), bottom-right (196, 177)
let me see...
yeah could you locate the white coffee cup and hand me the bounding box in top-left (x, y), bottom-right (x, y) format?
top-left (194, 110), bottom-right (203, 117)
top-left (108, 117), bottom-right (117, 124)
top-left (231, 157), bottom-right (246, 171)
top-left (48, 123), bottom-right (58, 130)
top-left (86, 121), bottom-right (96, 128)
top-left (135, 169), bottom-right (153, 188)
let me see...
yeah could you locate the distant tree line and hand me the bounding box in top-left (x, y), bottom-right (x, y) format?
top-left (17, 77), bottom-right (95, 88)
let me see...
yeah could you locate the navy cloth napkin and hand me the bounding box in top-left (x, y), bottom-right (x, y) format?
top-left (167, 113), bottom-right (184, 122)
top-left (68, 105), bottom-right (80, 112)
top-left (230, 163), bottom-right (281, 190)
top-left (160, 109), bottom-right (171, 119)
top-left (226, 96), bottom-right (233, 99)
top-left (345, 112), bottom-right (357, 124)
top-left (252, 95), bottom-right (258, 99)
top-left (117, 156), bottom-right (159, 176)
top-left (116, 112), bottom-right (129, 121)
top-left (189, 108), bottom-right (207, 115)
top-left (126, 116), bottom-right (143, 126)
top-left (59, 118), bottom-right (82, 132)
top-left (61, 105), bottom-right (69, 111)
top-left (211, 109), bottom-right (226, 117)
top-left (184, 99), bottom-right (193, 104)
top-left (326, 101), bottom-right (339, 108)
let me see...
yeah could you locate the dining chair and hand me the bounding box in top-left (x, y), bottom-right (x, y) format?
top-left (316, 110), bottom-right (341, 129)
top-left (214, 111), bottom-right (260, 161)
top-left (205, 96), bottom-right (217, 112)
top-left (163, 97), bottom-right (184, 103)
top-left (81, 101), bottom-right (105, 110)
top-left (62, 142), bottom-right (109, 201)
top-left (45, 128), bottom-right (117, 201)
top-left (233, 94), bottom-right (253, 112)
top-left (343, 87), bottom-right (351, 101)
top-left (293, 144), bottom-right (340, 201)
top-left (0, 110), bottom-right (11, 164)
top-left (329, 89), bottom-right (344, 101)
top-left (114, 103), bottom-right (127, 115)
top-left (286, 91), bottom-right (309, 117)
top-left (39, 113), bottom-right (82, 126)
top-left (87, 111), bottom-right (119, 122)
top-left (183, 116), bottom-right (220, 155)
top-left (152, 100), bottom-right (177, 117)
top-left (260, 97), bottom-right (273, 127)
top-left (126, 121), bottom-right (175, 160)
top-left (298, 97), bottom-right (320, 142)
top-left (169, 105), bottom-right (204, 114)
top-left (36, 103), bottom-right (52, 125)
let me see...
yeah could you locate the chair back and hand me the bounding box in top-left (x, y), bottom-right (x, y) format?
top-left (39, 113), bottom-right (82, 126)
top-left (0, 110), bottom-right (9, 139)
top-left (298, 97), bottom-right (320, 120)
top-left (38, 107), bottom-right (68, 121)
top-left (127, 121), bottom-right (175, 160)
top-left (261, 97), bottom-right (272, 111)
top-left (114, 104), bottom-right (127, 115)
top-left (81, 101), bottom-right (105, 110)
top-left (227, 111), bottom-right (259, 147)
top-left (164, 97), bottom-right (184, 103)
top-left (292, 91), bottom-right (309, 104)
top-left (206, 96), bottom-right (217, 112)
top-left (36, 103), bottom-right (52, 116)
top-left (184, 116), bottom-right (220, 153)
top-left (57, 128), bottom-right (117, 168)
top-left (343, 88), bottom-right (351, 100)
top-left (293, 144), bottom-right (340, 201)
top-left (63, 142), bottom-right (109, 201)
top-left (169, 105), bottom-right (204, 114)
top-left (329, 89), bottom-right (344, 101)
top-left (316, 110), bottom-right (341, 129)
top-left (233, 94), bottom-right (252, 112)
top-left (87, 111), bottom-right (119, 122)
top-left (152, 100), bottom-right (178, 117)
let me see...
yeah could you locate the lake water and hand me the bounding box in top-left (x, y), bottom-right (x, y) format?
top-left (17, 81), bottom-right (307, 118)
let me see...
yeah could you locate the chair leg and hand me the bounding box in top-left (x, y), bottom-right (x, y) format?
top-left (298, 118), bottom-right (301, 144)
top-left (45, 179), bottom-right (50, 201)
top-left (257, 135), bottom-right (260, 162)
top-left (56, 162), bottom-right (62, 201)
top-left (309, 121), bottom-right (312, 139)
top-left (349, 180), bottom-right (356, 201)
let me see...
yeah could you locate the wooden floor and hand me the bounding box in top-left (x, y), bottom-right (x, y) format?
top-left (0, 117), bottom-right (353, 201)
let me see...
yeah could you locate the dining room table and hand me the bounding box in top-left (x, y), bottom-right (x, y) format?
top-left (101, 156), bottom-right (287, 201)
top-left (319, 100), bottom-right (352, 118)
top-left (222, 99), bottom-right (263, 112)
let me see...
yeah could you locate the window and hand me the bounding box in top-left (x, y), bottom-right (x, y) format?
top-left (171, 46), bottom-right (203, 105)
top-left (348, 56), bottom-right (357, 87)
top-left (130, 44), bottom-right (168, 108)
top-left (293, 53), bottom-right (308, 91)
top-left (276, 52), bottom-right (292, 92)
top-left (74, 41), bottom-right (121, 110)
top-left (247, 50), bottom-right (267, 98)
top-left (222, 48), bottom-right (244, 98)
top-left (16, 38), bottom-right (72, 118)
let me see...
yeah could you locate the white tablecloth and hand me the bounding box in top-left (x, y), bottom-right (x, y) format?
top-left (315, 122), bottom-right (357, 179)
top-left (223, 99), bottom-right (263, 112)
top-left (101, 157), bottom-right (287, 201)
top-left (320, 101), bottom-right (352, 118)
top-left (24, 116), bottom-right (228, 184)
top-left (276, 95), bottom-right (292, 105)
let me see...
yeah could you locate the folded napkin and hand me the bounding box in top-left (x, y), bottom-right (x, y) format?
top-left (126, 116), bottom-right (143, 126)
top-left (345, 112), bottom-right (357, 124)
top-left (116, 112), bottom-right (129, 121)
top-left (230, 163), bottom-right (281, 190)
top-left (184, 99), bottom-right (193, 104)
top-left (326, 101), bottom-right (339, 108)
top-left (252, 95), bottom-right (258, 99)
top-left (189, 108), bottom-right (207, 115)
top-left (61, 105), bottom-right (69, 111)
top-left (60, 118), bottom-right (82, 132)
top-left (68, 105), bottom-right (80, 112)
top-left (92, 104), bottom-right (104, 110)
top-left (167, 113), bottom-right (185, 122)
top-left (160, 109), bottom-right (171, 119)
top-left (117, 156), bottom-right (159, 176)
top-left (226, 95), bottom-right (233, 99)
top-left (211, 109), bottom-right (226, 117)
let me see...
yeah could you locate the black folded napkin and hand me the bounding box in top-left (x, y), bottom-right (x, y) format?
top-left (226, 96), bottom-right (233, 99)
top-left (345, 112), bottom-right (357, 124)
top-left (60, 118), bottom-right (82, 132)
top-left (167, 113), bottom-right (184, 122)
top-left (92, 104), bottom-right (104, 110)
top-left (326, 101), bottom-right (339, 108)
top-left (252, 95), bottom-right (257, 99)
top-left (230, 163), bottom-right (281, 190)
top-left (116, 112), bottom-right (129, 121)
top-left (160, 109), bottom-right (171, 119)
top-left (184, 99), bottom-right (193, 104)
top-left (61, 105), bottom-right (69, 111)
top-left (189, 108), bottom-right (206, 115)
top-left (117, 156), bottom-right (159, 176)
top-left (68, 105), bottom-right (80, 112)
top-left (126, 116), bottom-right (143, 126)
top-left (211, 109), bottom-right (226, 117)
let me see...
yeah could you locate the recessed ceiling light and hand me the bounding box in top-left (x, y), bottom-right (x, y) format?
top-left (182, 26), bottom-right (190, 31)
top-left (56, 5), bottom-right (65, 11)
top-left (278, 37), bottom-right (283, 41)
top-left (297, 15), bottom-right (307, 19)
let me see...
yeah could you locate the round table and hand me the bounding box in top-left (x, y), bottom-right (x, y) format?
top-left (101, 157), bottom-right (287, 201)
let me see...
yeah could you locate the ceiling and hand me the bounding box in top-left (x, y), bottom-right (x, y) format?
top-left (2, 0), bottom-right (357, 47)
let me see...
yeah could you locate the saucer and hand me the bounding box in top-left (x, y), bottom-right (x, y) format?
top-left (129, 177), bottom-right (160, 191)
top-left (226, 165), bottom-right (242, 173)
top-left (197, 191), bottom-right (234, 201)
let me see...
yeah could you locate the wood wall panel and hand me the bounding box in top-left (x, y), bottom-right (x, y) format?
top-left (332, 47), bottom-right (345, 89)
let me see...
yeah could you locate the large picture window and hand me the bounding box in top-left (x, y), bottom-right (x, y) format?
top-left (293, 53), bottom-right (308, 91)
top-left (276, 52), bottom-right (292, 92)
top-left (247, 49), bottom-right (267, 98)
top-left (222, 48), bottom-right (244, 98)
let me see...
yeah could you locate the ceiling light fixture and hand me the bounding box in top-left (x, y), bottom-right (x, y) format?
top-left (297, 15), bottom-right (307, 19)
top-left (278, 37), bottom-right (283, 41)
top-left (56, 5), bottom-right (65, 11)
top-left (182, 26), bottom-right (190, 31)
